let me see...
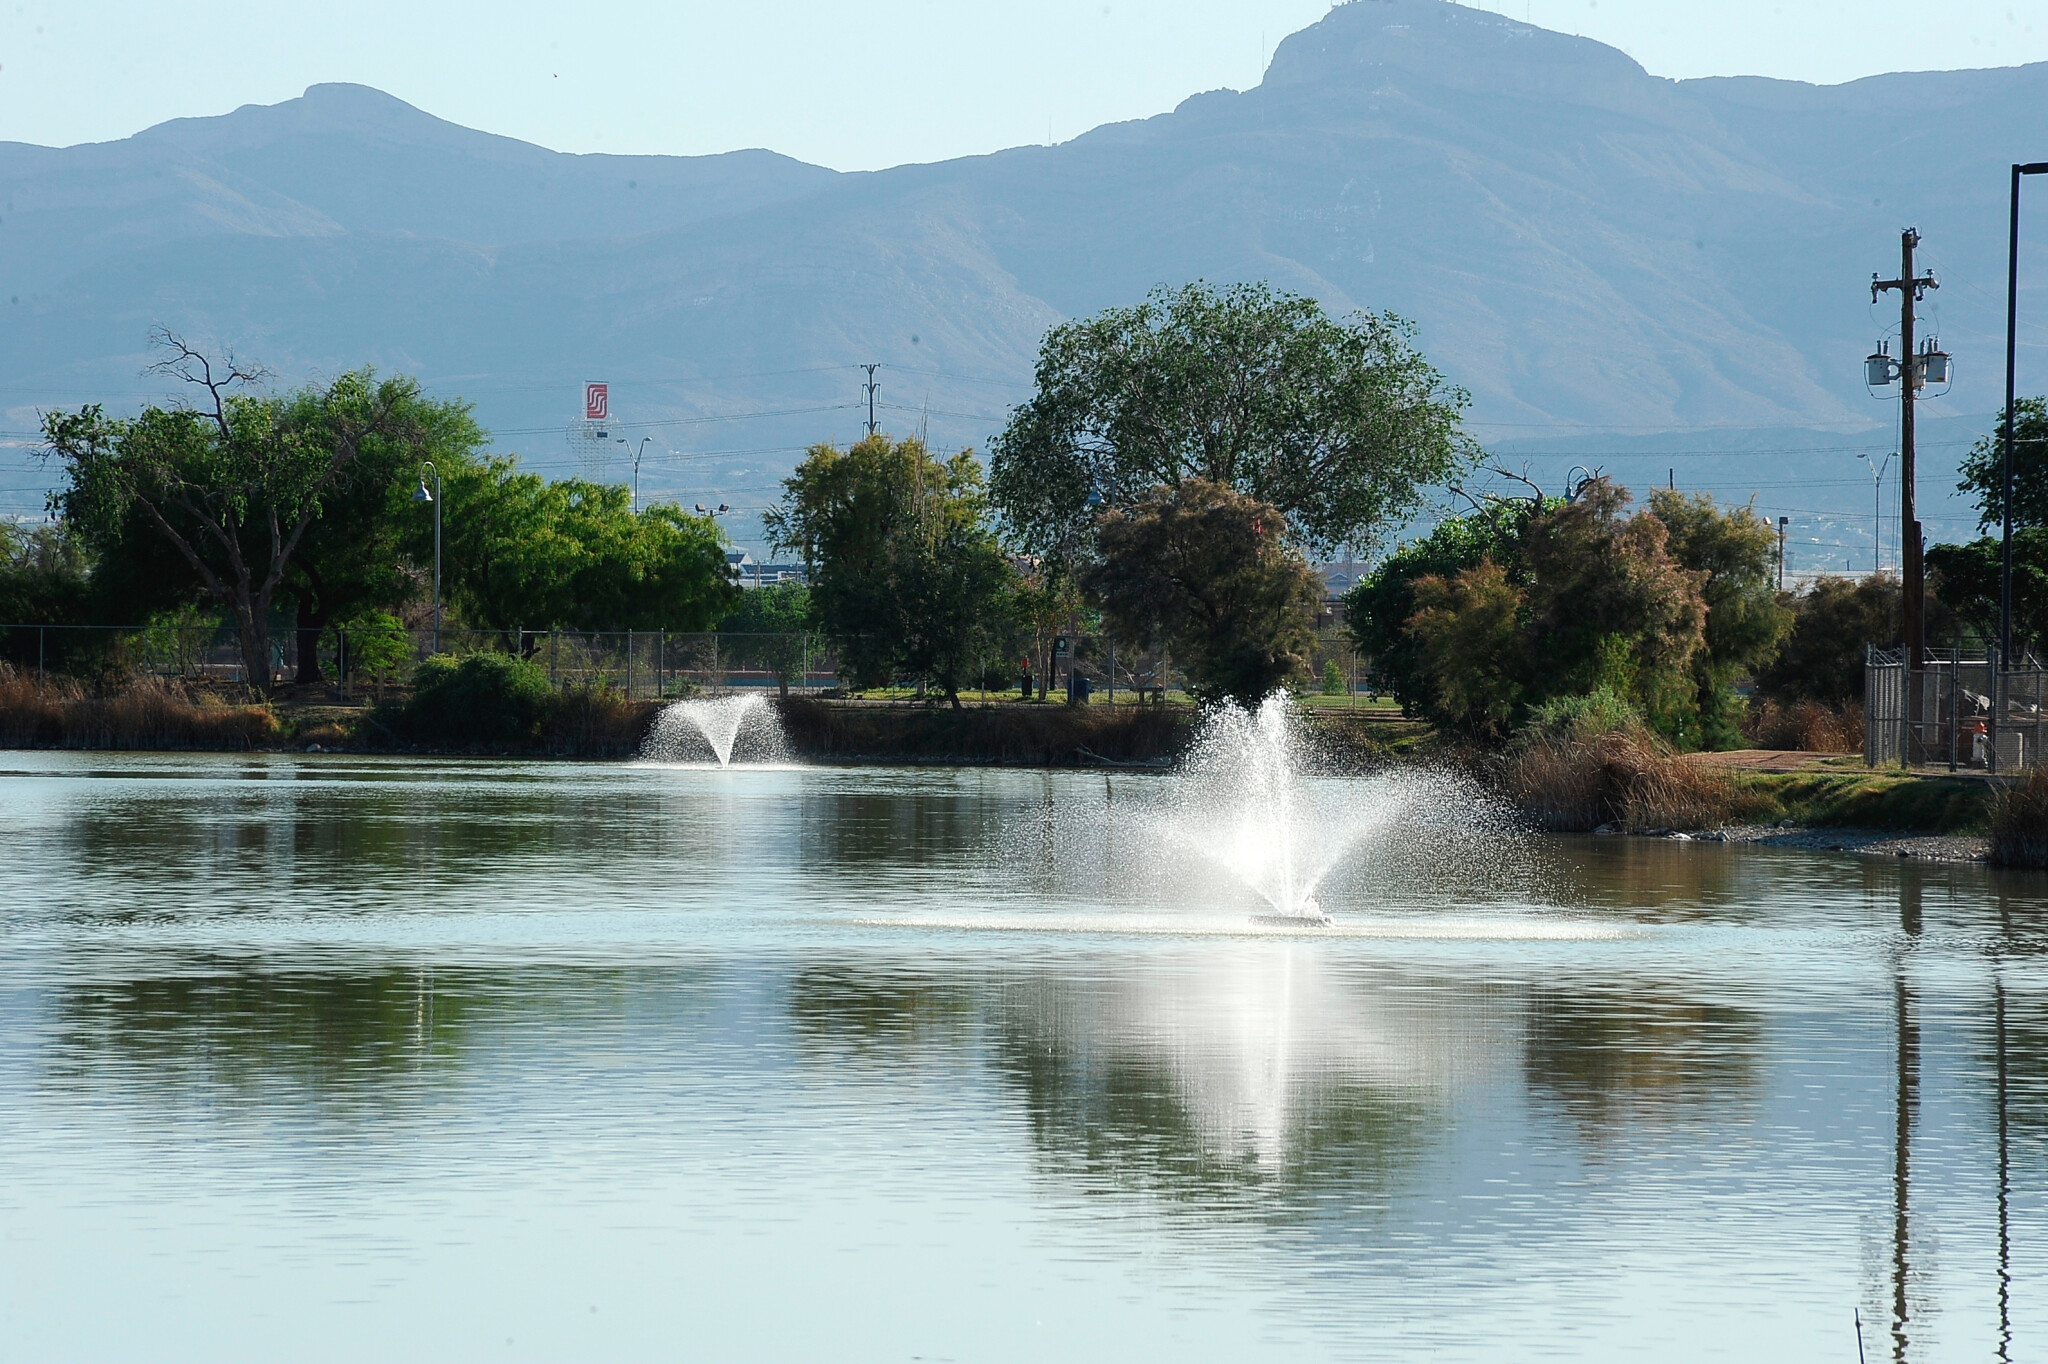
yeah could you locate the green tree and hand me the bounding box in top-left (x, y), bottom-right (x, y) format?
top-left (720, 581), bottom-right (813, 697)
top-left (1648, 489), bottom-right (1794, 748)
top-left (1405, 557), bottom-right (1528, 738)
top-left (1958, 396), bottom-right (2048, 532)
top-left (1751, 575), bottom-right (1899, 708)
top-left (416, 457), bottom-right (735, 636)
top-left (989, 281), bottom-right (1474, 561)
top-left (0, 521), bottom-right (90, 623)
top-left (45, 336), bottom-right (456, 692)
top-left (277, 381), bottom-right (486, 681)
top-left (1343, 495), bottom-right (1547, 716)
top-left (1522, 480), bottom-right (1708, 744)
top-left (1930, 531), bottom-right (2048, 655)
top-left (1083, 478), bottom-right (1321, 708)
top-left (0, 520), bottom-right (95, 670)
top-left (766, 435), bottom-right (1017, 706)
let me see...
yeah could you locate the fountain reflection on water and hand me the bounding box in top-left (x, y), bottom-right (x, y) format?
top-left (640, 693), bottom-right (788, 767)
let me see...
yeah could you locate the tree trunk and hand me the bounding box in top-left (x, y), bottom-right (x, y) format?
top-left (234, 608), bottom-right (273, 695)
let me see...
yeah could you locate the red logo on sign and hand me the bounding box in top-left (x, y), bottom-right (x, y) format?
top-left (584, 383), bottom-right (609, 421)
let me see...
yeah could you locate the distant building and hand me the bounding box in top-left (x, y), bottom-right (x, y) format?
top-left (727, 551), bottom-right (807, 588)
top-left (1315, 554), bottom-right (1363, 599)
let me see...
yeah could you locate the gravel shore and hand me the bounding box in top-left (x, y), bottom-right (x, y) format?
top-left (1596, 823), bottom-right (1988, 862)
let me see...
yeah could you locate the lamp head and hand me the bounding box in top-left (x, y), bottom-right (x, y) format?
top-left (413, 480), bottom-right (433, 504)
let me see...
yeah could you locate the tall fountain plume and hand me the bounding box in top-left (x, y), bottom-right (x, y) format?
top-left (1156, 693), bottom-right (1402, 926)
top-left (640, 694), bottom-right (787, 767)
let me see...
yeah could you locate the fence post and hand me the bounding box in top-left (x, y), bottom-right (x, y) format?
top-left (659, 629), bottom-right (667, 699)
top-left (1948, 651), bottom-right (1959, 773)
top-left (1990, 644), bottom-right (2003, 775)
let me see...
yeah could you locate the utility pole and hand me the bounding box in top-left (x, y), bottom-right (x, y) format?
top-left (1870, 230), bottom-right (1942, 721)
top-left (860, 364), bottom-right (881, 439)
top-left (1777, 516), bottom-right (1788, 592)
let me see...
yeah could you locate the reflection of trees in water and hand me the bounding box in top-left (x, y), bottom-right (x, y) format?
top-left (1521, 988), bottom-right (1762, 1135)
top-left (785, 964), bottom-right (977, 1057)
top-left (48, 961), bottom-right (474, 1101)
top-left (44, 960), bottom-right (716, 1109)
top-left (799, 790), bottom-right (1000, 870)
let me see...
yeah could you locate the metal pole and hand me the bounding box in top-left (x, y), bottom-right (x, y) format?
top-left (432, 468), bottom-right (442, 655)
top-left (2000, 163), bottom-right (2048, 662)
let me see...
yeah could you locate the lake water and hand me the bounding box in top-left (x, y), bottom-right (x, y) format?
top-left (1, 751), bottom-right (2042, 1361)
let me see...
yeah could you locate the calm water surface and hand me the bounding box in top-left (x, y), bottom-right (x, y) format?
top-left (1, 752), bottom-right (2044, 1361)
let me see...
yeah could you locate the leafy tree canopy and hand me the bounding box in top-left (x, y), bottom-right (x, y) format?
top-left (415, 456), bottom-right (737, 634)
top-left (1392, 480), bottom-right (1710, 743)
top-left (1752, 575), bottom-right (1899, 708)
top-left (989, 281), bottom-right (1474, 561)
top-left (1406, 556), bottom-right (1527, 739)
top-left (1958, 396), bottom-right (2048, 532)
top-left (766, 435), bottom-right (1016, 705)
top-left (1343, 495), bottom-right (1550, 716)
top-left (1523, 480), bottom-right (1708, 739)
top-left (45, 335), bottom-right (463, 691)
top-left (1930, 530), bottom-right (2048, 657)
top-left (1647, 489), bottom-right (1794, 748)
top-left (1083, 477), bottom-right (1321, 708)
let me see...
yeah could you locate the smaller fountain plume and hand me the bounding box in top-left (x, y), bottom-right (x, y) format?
top-left (640, 693), bottom-right (786, 767)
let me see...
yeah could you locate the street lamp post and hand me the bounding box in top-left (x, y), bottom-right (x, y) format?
top-left (414, 462), bottom-right (442, 654)
top-left (2000, 162), bottom-right (2048, 662)
top-left (1859, 450), bottom-right (1892, 573)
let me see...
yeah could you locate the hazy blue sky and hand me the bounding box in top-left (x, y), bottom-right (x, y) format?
top-left (2, 0), bottom-right (2044, 169)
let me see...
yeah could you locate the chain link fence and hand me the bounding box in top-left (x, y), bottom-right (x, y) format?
top-left (1864, 644), bottom-right (2047, 771)
top-left (2, 621), bottom-right (1378, 706)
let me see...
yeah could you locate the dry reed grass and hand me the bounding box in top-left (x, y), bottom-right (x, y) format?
top-left (541, 685), bottom-right (661, 757)
top-left (0, 663), bottom-right (279, 750)
top-left (1744, 698), bottom-right (1863, 753)
top-left (1988, 765), bottom-right (2048, 869)
top-left (1504, 727), bottom-right (1735, 832)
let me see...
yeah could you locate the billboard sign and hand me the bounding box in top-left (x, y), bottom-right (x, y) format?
top-left (584, 382), bottom-right (609, 421)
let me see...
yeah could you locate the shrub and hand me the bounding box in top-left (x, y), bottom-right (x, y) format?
top-left (1989, 766), bottom-right (2048, 869)
top-left (1520, 686), bottom-right (1644, 745)
top-left (1503, 688), bottom-right (1732, 831)
top-left (543, 682), bottom-right (650, 755)
top-left (404, 652), bottom-right (552, 745)
top-left (1743, 698), bottom-right (1863, 753)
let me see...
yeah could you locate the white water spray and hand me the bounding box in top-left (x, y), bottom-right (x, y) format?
top-left (1156, 693), bottom-right (1404, 926)
top-left (640, 693), bottom-right (785, 767)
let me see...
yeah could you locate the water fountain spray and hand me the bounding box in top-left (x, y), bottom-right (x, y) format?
top-left (640, 693), bottom-right (783, 767)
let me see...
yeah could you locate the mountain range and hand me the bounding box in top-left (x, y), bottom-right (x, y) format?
top-left (4, 0), bottom-right (2045, 563)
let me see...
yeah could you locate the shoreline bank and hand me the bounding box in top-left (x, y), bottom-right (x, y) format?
top-left (0, 679), bottom-right (2007, 849)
